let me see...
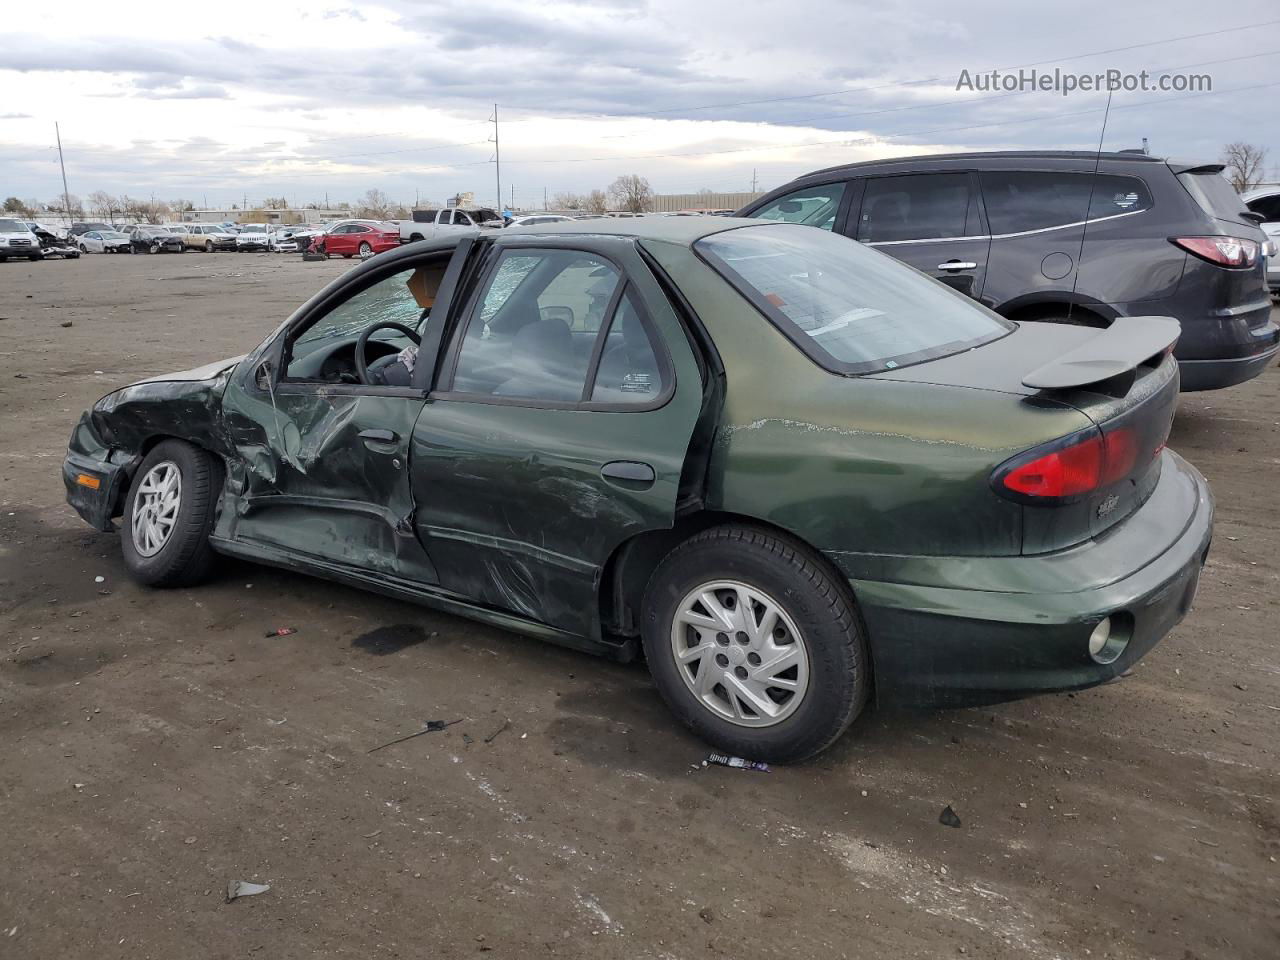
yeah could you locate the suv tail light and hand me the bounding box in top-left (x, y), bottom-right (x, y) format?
top-left (993, 427), bottom-right (1140, 502)
top-left (1171, 236), bottom-right (1259, 268)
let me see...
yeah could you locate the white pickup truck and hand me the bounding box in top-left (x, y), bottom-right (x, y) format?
top-left (398, 207), bottom-right (505, 244)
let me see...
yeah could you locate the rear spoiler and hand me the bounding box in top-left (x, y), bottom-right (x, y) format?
top-left (1167, 160), bottom-right (1225, 176)
top-left (1022, 317), bottom-right (1181, 390)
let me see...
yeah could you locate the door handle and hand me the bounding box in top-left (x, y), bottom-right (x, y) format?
top-left (938, 260), bottom-right (978, 271)
top-left (600, 460), bottom-right (655, 484)
top-left (358, 428), bottom-right (399, 445)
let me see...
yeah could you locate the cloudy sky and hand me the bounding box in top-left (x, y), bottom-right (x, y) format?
top-left (3, 0), bottom-right (1278, 210)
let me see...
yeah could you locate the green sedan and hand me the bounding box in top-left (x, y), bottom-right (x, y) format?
top-left (63, 218), bottom-right (1213, 762)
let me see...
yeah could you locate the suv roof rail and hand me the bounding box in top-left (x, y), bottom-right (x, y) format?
top-left (801, 149), bottom-right (1167, 179)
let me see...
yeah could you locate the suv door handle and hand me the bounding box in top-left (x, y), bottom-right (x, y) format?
top-left (600, 460), bottom-right (655, 485)
top-left (358, 429), bottom-right (399, 445)
top-left (938, 260), bottom-right (978, 271)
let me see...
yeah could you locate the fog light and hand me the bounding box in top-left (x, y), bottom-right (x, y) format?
top-left (1088, 618), bottom-right (1112, 657)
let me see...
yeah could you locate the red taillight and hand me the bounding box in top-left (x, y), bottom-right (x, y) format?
top-left (996, 427), bottom-right (1144, 501)
top-left (1001, 433), bottom-right (1104, 498)
top-left (1171, 235), bottom-right (1259, 268)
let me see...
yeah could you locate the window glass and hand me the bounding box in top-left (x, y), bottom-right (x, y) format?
top-left (455, 211), bottom-right (474, 226)
top-left (439, 210), bottom-right (453, 225)
top-left (1246, 194), bottom-right (1280, 223)
top-left (452, 249), bottom-right (621, 402)
top-left (981, 172), bottom-right (1151, 234)
top-left (750, 183), bottom-right (845, 230)
top-left (287, 267), bottom-right (426, 377)
top-left (857, 174), bottom-right (970, 243)
top-left (1179, 170), bottom-right (1251, 226)
top-left (590, 290), bottom-right (664, 403)
top-left (697, 224), bottom-right (1011, 375)
top-left (413, 209), bottom-right (438, 223)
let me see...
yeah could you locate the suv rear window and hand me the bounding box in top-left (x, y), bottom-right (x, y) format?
top-left (1178, 169), bottom-right (1252, 225)
top-left (696, 224), bottom-right (1012, 375)
top-left (981, 172), bottom-right (1152, 234)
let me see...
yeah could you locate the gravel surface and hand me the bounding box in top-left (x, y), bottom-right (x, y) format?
top-left (1, 253), bottom-right (1277, 959)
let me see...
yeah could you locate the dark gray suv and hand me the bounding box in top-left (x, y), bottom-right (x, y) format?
top-left (737, 151), bottom-right (1276, 391)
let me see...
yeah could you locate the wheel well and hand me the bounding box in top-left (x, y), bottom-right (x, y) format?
top-left (1001, 301), bottom-right (1111, 328)
top-left (599, 511), bottom-right (851, 640)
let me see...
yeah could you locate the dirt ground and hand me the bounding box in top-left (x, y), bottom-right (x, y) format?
top-left (1, 252), bottom-right (1277, 960)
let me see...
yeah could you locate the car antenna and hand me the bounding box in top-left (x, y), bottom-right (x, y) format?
top-left (1067, 88), bottom-right (1114, 325)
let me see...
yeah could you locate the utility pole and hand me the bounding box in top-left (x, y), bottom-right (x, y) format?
top-left (491, 103), bottom-right (502, 212)
top-left (544, 186), bottom-right (547, 211)
top-left (55, 122), bottom-right (73, 224)
top-left (751, 168), bottom-right (758, 193)
top-left (510, 183), bottom-right (515, 211)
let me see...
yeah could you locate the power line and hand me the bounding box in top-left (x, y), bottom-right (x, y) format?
top-left (501, 18), bottom-right (1280, 123)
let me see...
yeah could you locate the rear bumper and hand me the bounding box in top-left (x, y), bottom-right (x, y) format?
top-left (843, 451), bottom-right (1213, 707)
top-left (1178, 345), bottom-right (1278, 391)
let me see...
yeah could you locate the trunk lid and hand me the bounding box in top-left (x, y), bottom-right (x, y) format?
top-left (873, 320), bottom-right (1179, 553)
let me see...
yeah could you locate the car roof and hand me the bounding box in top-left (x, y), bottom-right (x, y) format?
top-left (497, 214), bottom-right (755, 245)
top-left (796, 150), bottom-right (1169, 181)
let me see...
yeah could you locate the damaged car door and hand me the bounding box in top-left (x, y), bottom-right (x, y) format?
top-left (412, 237), bottom-right (706, 642)
top-left (218, 248), bottom-right (466, 581)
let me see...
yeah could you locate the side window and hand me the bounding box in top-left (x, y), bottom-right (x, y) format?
top-left (439, 210), bottom-right (454, 225)
top-left (590, 290), bottom-right (665, 403)
top-left (1246, 194), bottom-right (1280, 223)
top-left (981, 172), bottom-right (1152, 234)
top-left (455, 211), bottom-right (474, 226)
top-left (286, 267), bottom-right (427, 380)
top-left (450, 249), bottom-right (621, 402)
top-left (750, 182), bottom-right (845, 230)
top-left (353, 225), bottom-right (372, 234)
top-left (413, 209), bottom-right (438, 224)
top-left (857, 174), bottom-right (971, 243)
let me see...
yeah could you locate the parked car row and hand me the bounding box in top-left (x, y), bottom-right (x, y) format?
top-left (0, 217), bottom-right (82, 260)
top-left (736, 151), bottom-right (1279, 392)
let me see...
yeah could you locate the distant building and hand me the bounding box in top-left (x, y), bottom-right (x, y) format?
top-left (647, 192), bottom-right (763, 213)
top-left (183, 207), bottom-right (350, 224)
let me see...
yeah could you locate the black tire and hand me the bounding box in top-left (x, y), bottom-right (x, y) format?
top-left (341, 253), bottom-right (353, 259)
top-left (358, 241), bottom-right (373, 259)
top-left (120, 440), bottom-right (223, 587)
top-left (205, 241), bottom-right (215, 252)
top-left (641, 525), bottom-right (870, 763)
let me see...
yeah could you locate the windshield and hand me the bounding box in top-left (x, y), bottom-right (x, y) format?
top-left (695, 224), bottom-right (1012, 375)
top-left (0, 218), bottom-right (27, 232)
top-left (242, 224), bottom-right (267, 233)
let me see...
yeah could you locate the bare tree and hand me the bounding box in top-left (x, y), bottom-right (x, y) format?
top-left (584, 189), bottom-right (609, 215)
top-left (262, 196), bottom-right (289, 210)
top-left (87, 190), bottom-right (121, 223)
top-left (607, 175), bottom-right (653, 213)
top-left (551, 192), bottom-right (585, 211)
top-left (355, 189), bottom-right (392, 219)
top-left (46, 194), bottom-right (84, 217)
top-left (3, 197), bottom-right (32, 216)
top-left (1221, 142), bottom-right (1268, 192)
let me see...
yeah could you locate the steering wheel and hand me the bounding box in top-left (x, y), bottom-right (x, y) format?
top-left (355, 321), bottom-right (422, 385)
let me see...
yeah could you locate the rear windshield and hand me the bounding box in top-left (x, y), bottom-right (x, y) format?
top-left (1178, 170), bottom-right (1252, 225)
top-left (695, 224), bottom-right (1012, 375)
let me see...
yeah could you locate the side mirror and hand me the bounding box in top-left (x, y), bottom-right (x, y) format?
top-left (255, 358), bottom-right (274, 391)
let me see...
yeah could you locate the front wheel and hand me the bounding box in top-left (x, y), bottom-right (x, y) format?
top-left (120, 440), bottom-right (223, 587)
top-left (642, 525), bottom-right (870, 763)
top-left (205, 241), bottom-right (215, 252)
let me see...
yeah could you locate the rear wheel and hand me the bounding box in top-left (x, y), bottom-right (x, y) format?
top-left (120, 440), bottom-right (223, 587)
top-left (641, 525), bottom-right (870, 763)
top-left (358, 241), bottom-right (373, 260)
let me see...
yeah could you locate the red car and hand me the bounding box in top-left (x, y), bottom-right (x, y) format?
top-left (311, 221), bottom-right (400, 259)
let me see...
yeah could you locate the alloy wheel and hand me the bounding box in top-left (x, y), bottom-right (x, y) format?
top-left (669, 579), bottom-right (810, 727)
top-left (358, 242), bottom-right (373, 260)
top-left (131, 461), bottom-right (182, 558)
